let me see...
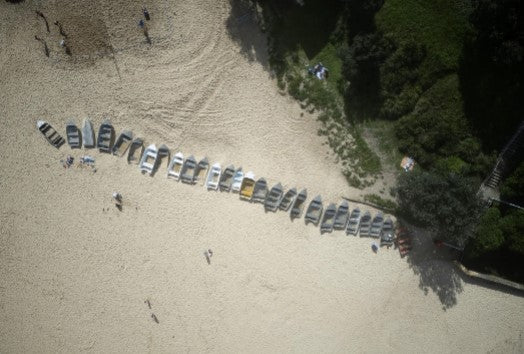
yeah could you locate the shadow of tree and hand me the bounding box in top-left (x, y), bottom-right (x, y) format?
top-left (224, 0), bottom-right (344, 77)
top-left (404, 231), bottom-right (463, 309)
top-left (225, 0), bottom-right (270, 70)
top-left (402, 223), bottom-right (524, 309)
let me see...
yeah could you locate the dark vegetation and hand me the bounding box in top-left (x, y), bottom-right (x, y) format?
top-left (247, 0), bottom-right (523, 282)
top-left (395, 171), bottom-right (481, 247)
top-left (463, 162), bottom-right (524, 283)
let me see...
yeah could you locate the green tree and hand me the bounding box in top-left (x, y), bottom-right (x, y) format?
top-left (396, 171), bottom-right (481, 245)
top-left (500, 162), bottom-right (524, 205)
top-left (499, 209), bottom-right (524, 254)
top-left (468, 207), bottom-right (505, 258)
top-left (380, 40), bottom-right (426, 120)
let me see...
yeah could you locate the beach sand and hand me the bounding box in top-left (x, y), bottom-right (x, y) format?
top-left (1, 0), bottom-right (523, 352)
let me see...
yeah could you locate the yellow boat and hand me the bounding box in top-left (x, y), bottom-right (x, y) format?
top-left (239, 171), bottom-right (255, 199)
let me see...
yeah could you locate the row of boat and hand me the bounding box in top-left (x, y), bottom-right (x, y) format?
top-left (37, 119), bottom-right (395, 243)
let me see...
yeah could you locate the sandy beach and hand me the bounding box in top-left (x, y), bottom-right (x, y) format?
top-left (1, 0), bottom-right (523, 352)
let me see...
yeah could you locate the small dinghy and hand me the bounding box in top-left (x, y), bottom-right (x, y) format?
top-left (320, 203), bottom-right (337, 233)
top-left (346, 208), bottom-right (361, 236)
top-left (369, 212), bottom-right (384, 238)
top-left (37, 120), bottom-right (65, 148)
top-left (97, 119), bottom-right (114, 153)
top-left (181, 155), bottom-right (197, 184)
top-left (305, 195), bottom-right (323, 225)
top-left (206, 163), bottom-right (221, 190)
top-left (333, 201), bottom-right (350, 230)
top-left (167, 152), bottom-right (184, 180)
top-left (193, 157), bottom-right (209, 186)
top-left (239, 171), bottom-right (256, 200)
top-left (219, 165), bottom-right (235, 192)
top-left (112, 130), bottom-right (133, 156)
top-left (290, 189), bottom-right (307, 219)
top-left (231, 168), bottom-right (244, 192)
top-left (127, 138), bottom-right (144, 164)
top-left (359, 211), bottom-right (372, 237)
top-left (252, 178), bottom-right (268, 203)
top-left (380, 217), bottom-right (394, 247)
top-left (139, 144), bottom-right (158, 175)
top-left (264, 183), bottom-right (283, 212)
top-left (82, 119), bottom-right (95, 148)
top-left (65, 120), bottom-right (81, 148)
top-left (279, 188), bottom-right (297, 211)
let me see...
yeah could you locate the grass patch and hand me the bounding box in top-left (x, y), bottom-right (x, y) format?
top-left (376, 0), bottom-right (472, 74)
top-left (362, 119), bottom-right (403, 168)
top-left (363, 194), bottom-right (398, 211)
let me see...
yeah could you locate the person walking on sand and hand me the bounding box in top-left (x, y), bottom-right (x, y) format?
top-left (59, 39), bottom-right (72, 56)
top-left (143, 7), bottom-right (150, 21)
top-left (112, 192), bottom-right (123, 210)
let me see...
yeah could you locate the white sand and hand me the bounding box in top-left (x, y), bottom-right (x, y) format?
top-left (1, 1), bottom-right (523, 352)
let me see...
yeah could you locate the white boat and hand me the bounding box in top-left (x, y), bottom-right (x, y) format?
top-left (206, 163), bottom-right (221, 190)
top-left (231, 168), bottom-right (244, 192)
top-left (139, 144), bottom-right (158, 175)
top-left (167, 152), bottom-right (184, 180)
top-left (82, 119), bottom-right (95, 148)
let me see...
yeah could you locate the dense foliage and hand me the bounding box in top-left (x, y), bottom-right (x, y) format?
top-left (395, 171), bottom-right (481, 246)
top-left (464, 162), bottom-right (524, 282)
top-left (253, 0), bottom-right (523, 280)
top-left (460, 0), bottom-right (524, 150)
top-left (339, 0), bottom-right (523, 280)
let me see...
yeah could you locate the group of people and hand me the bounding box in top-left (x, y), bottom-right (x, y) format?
top-left (308, 62), bottom-right (329, 80)
top-left (34, 11), bottom-right (70, 57)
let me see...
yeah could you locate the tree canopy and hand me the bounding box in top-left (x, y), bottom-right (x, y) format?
top-left (396, 171), bottom-right (481, 245)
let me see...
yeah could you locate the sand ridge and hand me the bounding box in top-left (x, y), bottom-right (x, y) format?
top-left (1, 0), bottom-right (523, 353)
